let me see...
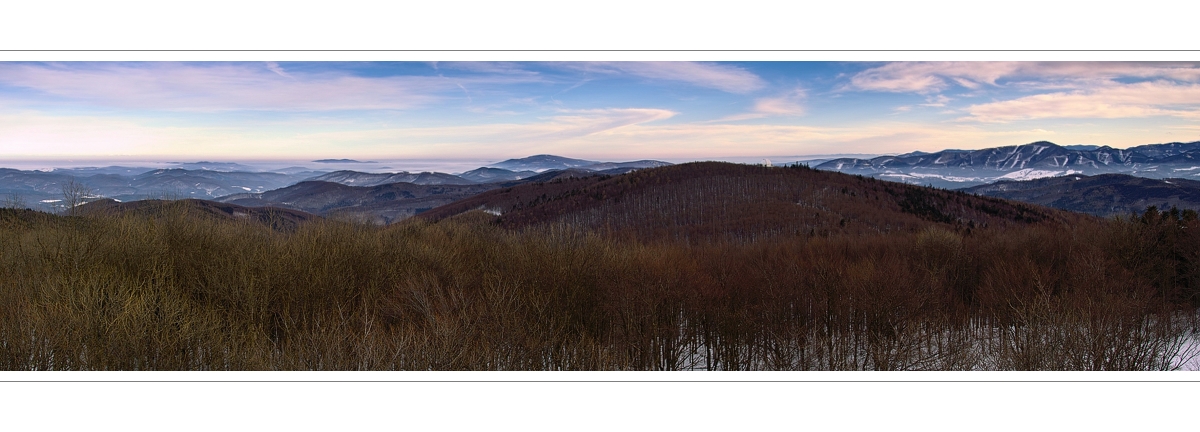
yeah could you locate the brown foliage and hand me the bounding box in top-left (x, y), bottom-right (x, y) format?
top-left (1, 168), bottom-right (1197, 370)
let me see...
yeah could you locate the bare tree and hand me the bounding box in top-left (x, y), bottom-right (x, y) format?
top-left (2, 193), bottom-right (27, 210)
top-left (61, 178), bottom-right (93, 216)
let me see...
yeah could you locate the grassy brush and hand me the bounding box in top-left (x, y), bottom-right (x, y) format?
top-left (1, 205), bottom-right (1197, 370)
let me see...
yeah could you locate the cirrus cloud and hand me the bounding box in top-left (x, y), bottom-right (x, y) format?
top-left (962, 81), bottom-right (1200, 122)
top-left (0, 62), bottom-right (543, 112)
top-left (714, 88), bottom-right (807, 122)
top-left (559, 62), bottom-right (766, 94)
top-left (849, 61), bottom-right (1200, 93)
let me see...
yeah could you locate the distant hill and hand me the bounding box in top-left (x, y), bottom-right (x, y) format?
top-left (0, 167), bottom-right (319, 210)
top-left (962, 173), bottom-right (1200, 217)
top-left (212, 167), bottom-right (630, 224)
top-left (422, 162), bottom-right (1081, 242)
top-left (305, 170), bottom-right (474, 187)
top-left (817, 140), bottom-right (1200, 188)
top-left (130, 169), bottom-right (305, 198)
top-left (313, 159), bottom-right (374, 163)
top-left (580, 160), bottom-right (673, 171)
top-left (489, 155), bottom-right (599, 172)
top-left (216, 180), bottom-right (500, 225)
top-left (458, 167), bottom-right (539, 183)
top-left (77, 198), bottom-right (318, 231)
top-left (50, 166), bottom-right (157, 176)
top-left (0, 155), bottom-right (675, 212)
top-left (269, 166), bottom-right (327, 176)
top-left (169, 161), bottom-right (261, 172)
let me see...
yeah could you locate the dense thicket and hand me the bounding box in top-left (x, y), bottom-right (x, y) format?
top-left (1, 198), bottom-right (1196, 370)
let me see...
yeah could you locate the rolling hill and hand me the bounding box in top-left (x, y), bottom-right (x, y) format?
top-left (422, 162), bottom-right (1083, 242)
top-left (215, 180), bottom-right (500, 224)
top-left (306, 170), bottom-right (476, 186)
top-left (963, 173), bottom-right (1200, 217)
top-left (77, 198), bottom-right (319, 231)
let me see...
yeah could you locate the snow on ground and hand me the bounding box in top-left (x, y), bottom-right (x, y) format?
top-left (997, 169), bottom-right (1078, 181)
top-left (879, 169), bottom-right (1082, 184)
top-left (1172, 331), bottom-right (1200, 371)
top-left (878, 172), bottom-right (984, 183)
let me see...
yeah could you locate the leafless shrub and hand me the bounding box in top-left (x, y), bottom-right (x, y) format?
top-left (0, 202), bottom-right (1196, 370)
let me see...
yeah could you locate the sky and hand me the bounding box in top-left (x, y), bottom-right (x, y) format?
top-left (2, 61), bottom-right (1199, 165)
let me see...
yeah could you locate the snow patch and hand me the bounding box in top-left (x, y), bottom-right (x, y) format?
top-left (998, 169), bottom-right (1067, 181)
top-left (879, 172), bottom-right (984, 183)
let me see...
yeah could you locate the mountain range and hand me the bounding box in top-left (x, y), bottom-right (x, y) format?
top-left (816, 141), bottom-right (1200, 189)
top-left (0, 167), bottom-right (322, 209)
top-left (208, 166), bottom-right (648, 224)
top-left (214, 181), bottom-right (500, 225)
top-left (8, 145), bottom-right (1200, 223)
top-left (0, 156), bottom-right (674, 213)
top-left (488, 155), bottom-right (672, 172)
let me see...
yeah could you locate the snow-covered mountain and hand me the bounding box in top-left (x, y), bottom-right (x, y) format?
top-left (816, 141), bottom-right (1200, 188)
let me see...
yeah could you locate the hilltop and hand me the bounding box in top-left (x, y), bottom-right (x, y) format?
top-left (422, 162), bottom-right (1082, 242)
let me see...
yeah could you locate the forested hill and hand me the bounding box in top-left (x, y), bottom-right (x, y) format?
top-left (963, 174), bottom-right (1200, 217)
top-left (421, 162), bottom-right (1085, 242)
top-left (77, 198), bottom-right (318, 231)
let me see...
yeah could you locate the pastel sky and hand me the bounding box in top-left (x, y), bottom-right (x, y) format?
top-left (2, 61), bottom-right (1199, 163)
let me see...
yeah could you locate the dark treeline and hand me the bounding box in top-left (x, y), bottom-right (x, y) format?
top-left (1, 194), bottom-right (1197, 370)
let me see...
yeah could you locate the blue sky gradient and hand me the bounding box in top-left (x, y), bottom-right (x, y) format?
top-left (2, 61), bottom-right (1199, 164)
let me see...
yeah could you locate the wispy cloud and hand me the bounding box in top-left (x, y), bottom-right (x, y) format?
top-left (267, 108), bottom-right (678, 157)
top-left (1, 108), bottom-right (1181, 161)
top-left (542, 108), bottom-right (676, 136)
top-left (752, 88), bottom-right (806, 115)
top-left (848, 62), bottom-right (1200, 93)
top-left (559, 62), bottom-right (766, 93)
top-left (920, 95), bottom-right (951, 107)
top-left (438, 62), bottom-right (541, 77)
top-left (265, 62), bottom-right (292, 78)
top-left (715, 88), bottom-right (806, 122)
top-left (0, 62), bottom-right (541, 112)
top-left (3, 62), bottom-right (1197, 162)
top-left (962, 81), bottom-right (1200, 122)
